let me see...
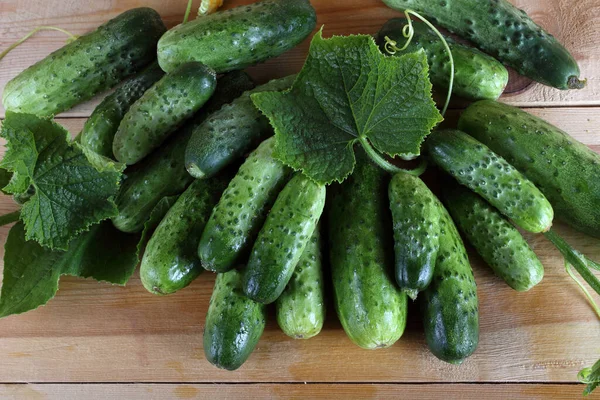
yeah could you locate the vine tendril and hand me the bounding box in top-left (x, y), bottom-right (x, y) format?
top-left (0, 27), bottom-right (78, 63)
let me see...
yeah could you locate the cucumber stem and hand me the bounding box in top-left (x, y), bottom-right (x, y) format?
top-left (0, 210), bottom-right (20, 227)
top-left (0, 27), bottom-right (78, 63)
top-left (568, 76), bottom-right (587, 90)
top-left (565, 260), bottom-right (600, 319)
top-left (358, 137), bottom-right (427, 177)
top-left (183, 0), bottom-right (194, 23)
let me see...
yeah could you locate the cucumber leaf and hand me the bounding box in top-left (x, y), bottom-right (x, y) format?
top-left (252, 31), bottom-right (442, 185)
top-left (580, 358), bottom-right (600, 396)
top-left (0, 168), bottom-right (12, 194)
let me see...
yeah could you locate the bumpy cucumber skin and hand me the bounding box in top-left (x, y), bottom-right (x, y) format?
top-left (421, 207), bottom-right (479, 364)
top-left (459, 100), bottom-right (600, 239)
top-left (389, 173), bottom-right (441, 300)
top-left (185, 75), bottom-right (296, 179)
top-left (204, 269), bottom-right (267, 371)
top-left (242, 174), bottom-right (326, 305)
top-left (443, 181), bottom-right (543, 291)
top-left (113, 62), bottom-right (217, 165)
top-left (2, 8), bottom-right (166, 117)
top-left (376, 19), bottom-right (508, 100)
top-left (329, 157), bottom-right (408, 350)
top-left (381, 0), bottom-right (583, 90)
top-left (276, 227), bottom-right (325, 339)
top-left (199, 138), bottom-right (291, 273)
top-left (80, 62), bottom-right (165, 158)
top-left (157, 0), bottom-right (316, 73)
top-left (426, 129), bottom-right (554, 234)
top-left (112, 72), bottom-right (255, 233)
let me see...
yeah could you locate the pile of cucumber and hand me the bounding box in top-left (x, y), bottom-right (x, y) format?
top-left (1, 0), bottom-right (599, 382)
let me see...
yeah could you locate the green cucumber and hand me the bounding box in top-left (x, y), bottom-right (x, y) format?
top-left (421, 206), bottom-right (479, 364)
top-left (442, 180), bottom-right (544, 291)
top-left (242, 173), bottom-right (326, 304)
top-left (459, 100), bottom-right (600, 239)
top-left (80, 62), bottom-right (165, 158)
top-left (276, 227), bottom-right (325, 339)
top-left (185, 75), bottom-right (296, 179)
top-left (381, 0), bottom-right (584, 90)
top-left (426, 129), bottom-right (554, 233)
top-left (199, 137), bottom-right (292, 273)
top-left (204, 269), bottom-right (266, 371)
top-left (113, 62), bottom-right (217, 165)
top-left (157, 0), bottom-right (316, 73)
top-left (377, 18), bottom-right (508, 100)
top-left (329, 155), bottom-right (407, 349)
top-left (2, 8), bottom-right (166, 117)
top-left (388, 173), bottom-right (442, 300)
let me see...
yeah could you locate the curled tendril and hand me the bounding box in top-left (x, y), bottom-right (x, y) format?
top-left (0, 27), bottom-right (78, 63)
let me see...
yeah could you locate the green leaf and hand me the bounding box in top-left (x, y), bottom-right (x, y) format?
top-left (0, 168), bottom-right (12, 194)
top-left (580, 358), bottom-right (600, 396)
top-left (0, 112), bottom-right (123, 250)
top-left (252, 31), bottom-right (442, 184)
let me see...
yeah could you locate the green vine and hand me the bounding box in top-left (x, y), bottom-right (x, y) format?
top-left (0, 27), bottom-right (78, 63)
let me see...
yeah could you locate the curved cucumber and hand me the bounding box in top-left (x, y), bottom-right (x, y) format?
top-left (2, 8), bottom-right (166, 117)
top-left (80, 62), bottom-right (165, 158)
top-left (329, 155), bottom-right (407, 349)
top-left (113, 62), bottom-right (217, 165)
top-left (389, 173), bottom-right (442, 300)
top-left (157, 0), bottom-right (316, 73)
top-left (459, 100), bottom-right (600, 239)
top-left (242, 174), bottom-right (326, 304)
top-left (442, 181), bottom-right (544, 292)
top-left (199, 137), bottom-right (292, 273)
top-left (426, 129), bottom-right (554, 233)
top-left (381, 0), bottom-right (584, 90)
top-left (185, 75), bottom-right (296, 179)
top-left (204, 269), bottom-right (266, 371)
top-left (276, 227), bottom-right (325, 339)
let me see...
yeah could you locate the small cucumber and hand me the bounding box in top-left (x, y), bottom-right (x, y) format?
top-left (377, 18), bottom-right (508, 100)
top-left (204, 269), bottom-right (267, 371)
top-left (388, 173), bottom-right (442, 300)
top-left (381, 0), bottom-right (584, 90)
top-left (2, 8), bottom-right (166, 117)
top-left (459, 100), bottom-right (600, 239)
top-left (426, 129), bottom-right (554, 233)
top-left (185, 75), bottom-right (296, 179)
top-left (242, 174), bottom-right (326, 304)
top-left (442, 180), bottom-right (544, 292)
top-left (199, 137), bottom-right (292, 273)
top-left (276, 227), bottom-right (326, 339)
top-left (157, 0), bottom-right (316, 73)
top-left (421, 206), bottom-right (479, 364)
top-left (113, 62), bottom-right (217, 165)
top-left (329, 155), bottom-right (407, 349)
top-left (80, 62), bottom-right (165, 158)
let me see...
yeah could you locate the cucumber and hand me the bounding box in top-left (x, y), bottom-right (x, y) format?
top-left (140, 176), bottom-right (229, 296)
top-left (328, 155), bottom-right (407, 349)
top-left (199, 137), bottom-right (292, 273)
top-left (421, 206), bottom-right (479, 364)
top-left (204, 269), bottom-right (266, 371)
top-left (2, 8), bottom-right (166, 117)
top-left (242, 173), bottom-right (326, 304)
top-left (276, 227), bottom-right (325, 339)
top-left (442, 180), bottom-right (544, 291)
top-left (157, 0), bottom-right (316, 73)
top-left (113, 62), bottom-right (217, 165)
top-left (80, 62), bottom-right (165, 158)
top-left (377, 18), bottom-right (508, 100)
top-left (426, 129), bottom-right (554, 234)
top-left (112, 72), bottom-right (255, 233)
top-left (185, 75), bottom-right (296, 179)
top-left (381, 0), bottom-right (584, 90)
top-left (459, 100), bottom-right (600, 239)
top-left (388, 173), bottom-right (442, 300)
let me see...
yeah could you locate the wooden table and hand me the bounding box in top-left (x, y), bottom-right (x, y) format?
top-left (1, 0), bottom-right (599, 398)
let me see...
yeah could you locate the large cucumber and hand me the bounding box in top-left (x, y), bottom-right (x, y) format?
top-left (185, 75), bottom-right (296, 179)
top-left (426, 129), bottom-right (554, 233)
top-left (199, 137), bottom-right (292, 273)
top-left (2, 8), bottom-right (166, 117)
top-left (377, 18), bottom-right (508, 100)
top-left (157, 0), bottom-right (316, 73)
top-left (381, 0), bottom-right (584, 90)
top-left (459, 100), bottom-right (600, 239)
top-left (329, 155), bottom-right (408, 349)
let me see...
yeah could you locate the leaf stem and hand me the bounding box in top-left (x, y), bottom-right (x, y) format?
top-left (0, 211), bottom-right (21, 227)
top-left (183, 0), bottom-right (194, 23)
top-left (0, 27), bottom-right (78, 62)
top-left (359, 138), bottom-right (427, 177)
top-left (566, 260), bottom-right (600, 319)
